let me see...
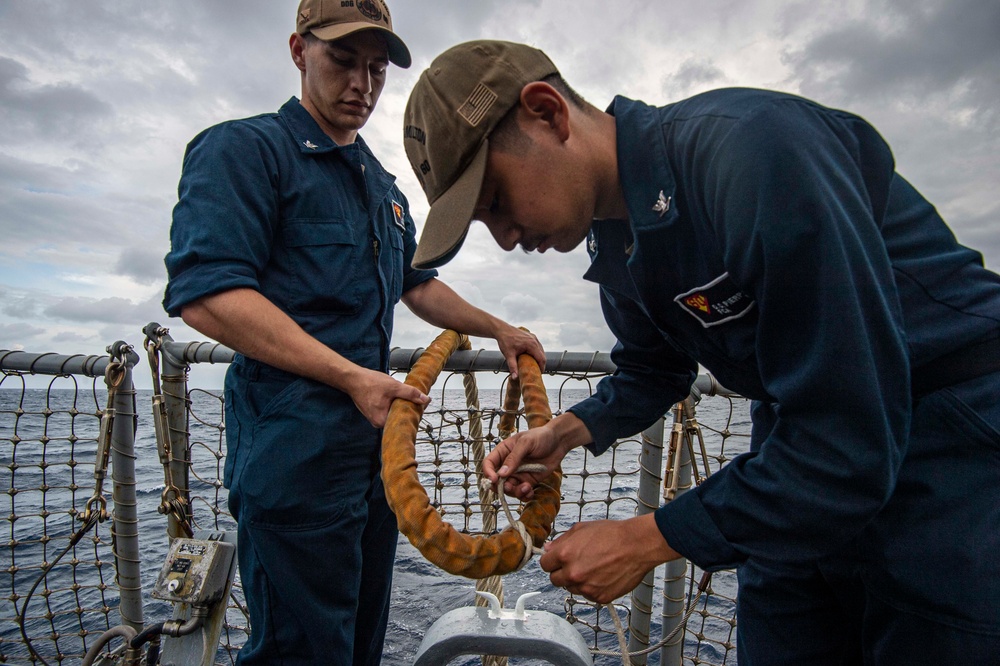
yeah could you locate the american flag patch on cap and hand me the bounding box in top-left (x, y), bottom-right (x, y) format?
top-left (457, 83), bottom-right (498, 127)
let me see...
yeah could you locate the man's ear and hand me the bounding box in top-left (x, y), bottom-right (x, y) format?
top-left (519, 81), bottom-right (571, 142)
top-left (289, 33), bottom-right (307, 72)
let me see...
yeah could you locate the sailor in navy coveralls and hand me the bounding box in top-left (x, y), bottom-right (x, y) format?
top-left (163, 14), bottom-right (543, 666)
top-left (404, 40), bottom-right (1000, 663)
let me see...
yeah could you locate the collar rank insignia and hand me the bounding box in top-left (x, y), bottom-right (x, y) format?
top-left (391, 200), bottom-right (405, 230)
top-left (652, 190), bottom-right (671, 217)
top-left (303, 140), bottom-right (318, 150)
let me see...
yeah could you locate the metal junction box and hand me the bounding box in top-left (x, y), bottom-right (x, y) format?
top-left (151, 537), bottom-right (236, 606)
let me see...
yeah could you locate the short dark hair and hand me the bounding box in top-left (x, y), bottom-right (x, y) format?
top-left (545, 73), bottom-right (587, 109)
top-left (490, 73), bottom-right (588, 153)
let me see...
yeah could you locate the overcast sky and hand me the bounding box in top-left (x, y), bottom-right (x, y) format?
top-left (1, 0), bottom-right (997, 389)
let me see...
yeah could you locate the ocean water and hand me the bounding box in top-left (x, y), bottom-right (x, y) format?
top-left (1, 385), bottom-right (750, 665)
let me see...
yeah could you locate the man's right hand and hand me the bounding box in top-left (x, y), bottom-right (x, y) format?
top-left (483, 413), bottom-right (589, 500)
top-left (181, 290), bottom-right (431, 429)
top-left (349, 368), bottom-right (430, 428)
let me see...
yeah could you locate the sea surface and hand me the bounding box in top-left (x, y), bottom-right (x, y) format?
top-left (1, 385), bottom-right (750, 665)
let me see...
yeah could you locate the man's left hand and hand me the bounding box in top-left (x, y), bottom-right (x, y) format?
top-left (495, 325), bottom-right (545, 378)
top-left (539, 514), bottom-right (681, 604)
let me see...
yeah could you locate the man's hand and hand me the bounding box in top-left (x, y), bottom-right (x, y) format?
top-left (484, 412), bottom-right (593, 499)
top-left (494, 324), bottom-right (545, 378)
top-left (483, 419), bottom-right (574, 499)
top-left (348, 368), bottom-right (430, 428)
top-left (539, 514), bottom-right (682, 604)
top-left (400, 278), bottom-right (546, 377)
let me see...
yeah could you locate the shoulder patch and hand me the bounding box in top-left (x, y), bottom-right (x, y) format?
top-left (391, 200), bottom-right (405, 230)
top-left (674, 272), bottom-right (755, 328)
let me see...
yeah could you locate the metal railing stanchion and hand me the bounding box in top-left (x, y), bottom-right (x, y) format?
top-left (106, 341), bottom-right (145, 632)
top-left (627, 416), bottom-right (666, 664)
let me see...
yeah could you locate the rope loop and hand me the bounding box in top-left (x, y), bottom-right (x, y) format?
top-left (381, 329), bottom-right (561, 579)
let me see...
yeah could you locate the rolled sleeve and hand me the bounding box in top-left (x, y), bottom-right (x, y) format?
top-left (656, 485), bottom-right (744, 570)
top-left (163, 123), bottom-right (280, 316)
top-left (566, 396), bottom-right (617, 455)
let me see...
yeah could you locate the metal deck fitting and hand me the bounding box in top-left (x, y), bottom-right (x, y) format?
top-left (412, 592), bottom-right (593, 665)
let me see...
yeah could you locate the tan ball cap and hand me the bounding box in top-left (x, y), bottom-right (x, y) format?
top-left (296, 0), bottom-right (410, 68)
top-left (403, 40), bottom-right (558, 269)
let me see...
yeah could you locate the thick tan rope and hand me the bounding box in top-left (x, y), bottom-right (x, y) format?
top-left (460, 341), bottom-right (508, 666)
top-left (381, 329), bottom-right (561, 579)
top-left (384, 331), bottom-right (631, 664)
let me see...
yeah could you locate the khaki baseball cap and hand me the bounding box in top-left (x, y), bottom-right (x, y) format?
top-left (404, 40), bottom-right (558, 269)
top-left (296, 0), bottom-right (410, 68)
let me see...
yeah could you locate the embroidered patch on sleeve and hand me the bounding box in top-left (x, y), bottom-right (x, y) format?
top-left (674, 272), bottom-right (755, 328)
top-left (391, 200), bottom-right (405, 230)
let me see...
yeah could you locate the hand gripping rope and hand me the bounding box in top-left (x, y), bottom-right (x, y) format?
top-left (381, 329), bottom-right (562, 578)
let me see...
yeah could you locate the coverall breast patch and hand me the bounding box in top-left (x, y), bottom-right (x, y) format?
top-left (674, 272), bottom-right (755, 328)
top-left (391, 200), bottom-right (405, 230)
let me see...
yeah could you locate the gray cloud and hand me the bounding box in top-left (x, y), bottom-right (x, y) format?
top-left (557, 321), bottom-right (615, 351)
top-left (0, 322), bottom-right (46, 347)
top-left (0, 56), bottom-right (113, 147)
top-left (773, 0), bottom-right (1000, 279)
top-left (0, 0), bottom-right (997, 371)
top-left (0, 147), bottom-right (176, 300)
top-left (0, 153), bottom-right (105, 244)
top-left (51, 330), bottom-right (97, 344)
top-left (1, 288), bottom-right (43, 320)
top-left (501, 292), bottom-right (546, 323)
top-left (667, 59), bottom-right (727, 98)
top-left (115, 247), bottom-right (168, 286)
top-left (949, 208), bottom-right (1000, 272)
top-left (43, 293), bottom-right (166, 328)
top-left (785, 0), bottom-right (999, 123)
top-left (44, 296), bottom-right (141, 326)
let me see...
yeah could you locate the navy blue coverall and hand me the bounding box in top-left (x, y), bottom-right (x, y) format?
top-left (568, 91), bottom-right (1000, 663)
top-left (164, 97), bottom-right (437, 665)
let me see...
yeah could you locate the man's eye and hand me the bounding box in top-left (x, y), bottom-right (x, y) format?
top-left (371, 65), bottom-right (387, 77)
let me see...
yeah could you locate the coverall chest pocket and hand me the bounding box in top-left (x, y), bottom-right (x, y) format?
top-left (385, 226), bottom-right (404, 304)
top-left (281, 219), bottom-right (362, 316)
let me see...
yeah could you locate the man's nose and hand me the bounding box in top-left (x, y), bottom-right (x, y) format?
top-left (350, 65), bottom-right (372, 95)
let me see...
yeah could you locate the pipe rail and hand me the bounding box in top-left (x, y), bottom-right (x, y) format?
top-left (0, 344), bottom-right (139, 378)
top-left (127, 322), bottom-right (738, 398)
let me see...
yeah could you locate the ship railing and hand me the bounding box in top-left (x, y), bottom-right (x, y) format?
top-left (1, 343), bottom-right (145, 664)
top-left (2, 324), bottom-right (750, 665)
